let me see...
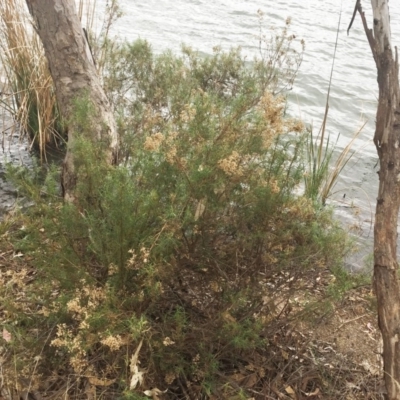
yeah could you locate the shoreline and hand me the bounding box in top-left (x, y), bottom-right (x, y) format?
top-left (0, 124), bottom-right (384, 275)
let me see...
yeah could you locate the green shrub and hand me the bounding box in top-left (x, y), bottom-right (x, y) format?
top-left (0, 32), bottom-right (352, 399)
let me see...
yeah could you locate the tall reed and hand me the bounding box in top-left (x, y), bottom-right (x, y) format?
top-left (303, 7), bottom-right (363, 205)
top-left (0, 0), bottom-right (62, 160)
top-left (0, 0), bottom-right (121, 161)
top-left (304, 125), bottom-right (364, 204)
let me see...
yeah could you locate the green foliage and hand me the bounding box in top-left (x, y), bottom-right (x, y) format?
top-left (301, 10), bottom-right (363, 206)
top-left (303, 127), bottom-right (362, 205)
top-left (0, 31), bottom-right (353, 399)
top-left (303, 128), bottom-right (335, 202)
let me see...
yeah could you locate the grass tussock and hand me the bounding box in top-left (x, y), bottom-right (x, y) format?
top-left (302, 11), bottom-right (365, 205)
top-left (303, 124), bottom-right (365, 205)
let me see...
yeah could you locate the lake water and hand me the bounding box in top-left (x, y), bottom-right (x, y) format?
top-left (2, 0), bottom-right (400, 270)
top-left (102, 0), bottom-right (398, 160)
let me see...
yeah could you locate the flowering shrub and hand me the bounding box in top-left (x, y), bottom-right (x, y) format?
top-left (0, 28), bottom-right (351, 399)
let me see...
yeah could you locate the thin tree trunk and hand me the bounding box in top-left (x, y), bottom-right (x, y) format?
top-left (356, 1), bottom-right (400, 398)
top-left (25, 0), bottom-right (118, 201)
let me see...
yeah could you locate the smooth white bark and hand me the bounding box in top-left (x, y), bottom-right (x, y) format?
top-left (371, 0), bottom-right (392, 52)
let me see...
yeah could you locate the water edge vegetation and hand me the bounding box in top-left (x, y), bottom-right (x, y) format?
top-left (0, 1), bottom-right (380, 399)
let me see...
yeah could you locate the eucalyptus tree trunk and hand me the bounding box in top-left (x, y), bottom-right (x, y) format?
top-left (354, 1), bottom-right (400, 398)
top-left (25, 0), bottom-right (118, 202)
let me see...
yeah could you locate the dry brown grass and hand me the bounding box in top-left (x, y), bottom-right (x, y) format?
top-left (0, 0), bottom-right (62, 161)
top-left (0, 0), bottom-right (120, 161)
top-left (0, 225), bottom-right (383, 400)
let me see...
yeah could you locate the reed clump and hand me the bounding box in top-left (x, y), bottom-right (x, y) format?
top-left (302, 11), bottom-right (365, 205)
top-left (0, 0), bottom-right (62, 160)
top-left (0, 0), bottom-right (120, 161)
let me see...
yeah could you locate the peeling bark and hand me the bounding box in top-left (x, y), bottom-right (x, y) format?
top-left (357, 1), bottom-right (400, 398)
top-left (25, 0), bottom-right (118, 201)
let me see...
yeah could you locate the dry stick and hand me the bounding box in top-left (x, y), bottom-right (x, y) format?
top-left (357, 3), bottom-right (379, 63)
top-left (334, 313), bottom-right (371, 333)
top-left (347, 0), bottom-right (360, 36)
